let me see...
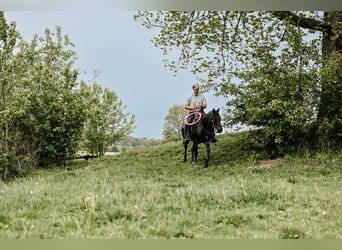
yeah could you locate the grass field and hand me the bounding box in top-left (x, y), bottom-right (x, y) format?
top-left (0, 132), bottom-right (341, 239)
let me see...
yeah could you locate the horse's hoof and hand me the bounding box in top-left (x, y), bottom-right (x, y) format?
top-left (192, 161), bottom-right (197, 166)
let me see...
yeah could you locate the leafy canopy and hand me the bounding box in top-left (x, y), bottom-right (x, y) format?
top-left (135, 11), bottom-right (341, 152)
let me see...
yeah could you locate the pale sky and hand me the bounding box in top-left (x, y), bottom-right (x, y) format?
top-left (4, 10), bottom-right (227, 139)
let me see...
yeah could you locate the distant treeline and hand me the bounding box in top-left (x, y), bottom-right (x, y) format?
top-left (108, 137), bottom-right (162, 152)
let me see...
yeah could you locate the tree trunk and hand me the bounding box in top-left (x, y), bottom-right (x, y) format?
top-left (317, 12), bottom-right (342, 123)
top-left (321, 12), bottom-right (342, 59)
top-left (270, 11), bottom-right (341, 144)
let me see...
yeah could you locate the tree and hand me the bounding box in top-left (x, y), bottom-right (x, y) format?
top-left (0, 11), bottom-right (24, 180)
top-left (16, 27), bottom-right (87, 168)
top-left (135, 11), bottom-right (342, 150)
top-left (1, 12), bottom-right (88, 178)
top-left (80, 82), bottom-right (135, 156)
top-left (162, 104), bottom-right (188, 141)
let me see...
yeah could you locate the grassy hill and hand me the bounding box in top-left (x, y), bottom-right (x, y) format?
top-left (0, 132), bottom-right (341, 239)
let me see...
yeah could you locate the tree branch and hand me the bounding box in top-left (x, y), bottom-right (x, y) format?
top-left (271, 11), bottom-right (331, 34)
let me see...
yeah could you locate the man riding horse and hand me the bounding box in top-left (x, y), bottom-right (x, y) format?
top-left (183, 84), bottom-right (217, 143)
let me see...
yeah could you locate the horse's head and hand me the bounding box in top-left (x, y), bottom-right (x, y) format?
top-left (211, 108), bottom-right (223, 133)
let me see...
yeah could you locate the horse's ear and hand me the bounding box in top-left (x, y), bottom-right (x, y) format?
top-left (212, 108), bottom-right (215, 113)
top-left (216, 108), bottom-right (220, 112)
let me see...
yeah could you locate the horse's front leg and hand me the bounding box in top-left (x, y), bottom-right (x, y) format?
top-left (204, 142), bottom-right (211, 168)
top-left (183, 140), bottom-right (189, 162)
top-left (191, 142), bottom-right (198, 166)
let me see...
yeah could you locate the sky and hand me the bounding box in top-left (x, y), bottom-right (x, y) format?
top-left (3, 10), bottom-right (227, 139)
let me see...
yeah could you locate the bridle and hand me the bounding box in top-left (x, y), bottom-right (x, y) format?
top-left (202, 112), bottom-right (219, 137)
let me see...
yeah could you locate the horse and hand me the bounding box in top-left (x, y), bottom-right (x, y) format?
top-left (182, 108), bottom-right (223, 168)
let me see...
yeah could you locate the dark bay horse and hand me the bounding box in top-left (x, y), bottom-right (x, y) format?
top-left (182, 108), bottom-right (223, 168)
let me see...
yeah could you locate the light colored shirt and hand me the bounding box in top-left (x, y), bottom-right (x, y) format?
top-left (185, 94), bottom-right (206, 111)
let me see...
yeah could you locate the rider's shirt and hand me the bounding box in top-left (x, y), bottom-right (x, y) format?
top-left (185, 94), bottom-right (206, 113)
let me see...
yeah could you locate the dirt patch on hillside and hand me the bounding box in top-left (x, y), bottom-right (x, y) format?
top-left (104, 152), bottom-right (120, 156)
top-left (251, 158), bottom-right (282, 169)
top-left (75, 152), bottom-right (120, 171)
top-left (82, 163), bottom-right (101, 171)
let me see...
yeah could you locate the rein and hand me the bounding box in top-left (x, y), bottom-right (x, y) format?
top-left (202, 127), bottom-right (215, 138)
top-left (201, 115), bottom-right (216, 137)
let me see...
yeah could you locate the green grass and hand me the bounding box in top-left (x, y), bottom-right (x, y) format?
top-left (0, 132), bottom-right (341, 238)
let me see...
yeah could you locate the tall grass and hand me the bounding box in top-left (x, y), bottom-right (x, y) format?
top-left (0, 132), bottom-right (341, 238)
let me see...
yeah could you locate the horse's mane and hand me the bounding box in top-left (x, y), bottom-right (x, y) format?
top-left (201, 111), bottom-right (215, 127)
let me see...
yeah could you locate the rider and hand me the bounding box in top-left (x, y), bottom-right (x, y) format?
top-left (184, 84), bottom-right (217, 143)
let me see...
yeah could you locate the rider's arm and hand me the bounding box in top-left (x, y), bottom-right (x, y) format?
top-left (184, 104), bottom-right (194, 111)
top-left (184, 103), bottom-right (206, 111)
top-left (196, 103), bottom-right (207, 109)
